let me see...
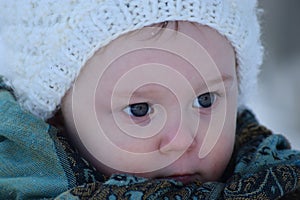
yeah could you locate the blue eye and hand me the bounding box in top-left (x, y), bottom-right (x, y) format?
top-left (193, 93), bottom-right (216, 108)
top-left (123, 103), bottom-right (151, 117)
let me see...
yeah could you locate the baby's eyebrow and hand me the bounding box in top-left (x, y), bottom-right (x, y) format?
top-left (207, 74), bottom-right (233, 86)
top-left (192, 73), bottom-right (234, 92)
top-left (115, 87), bottom-right (166, 98)
top-left (114, 74), bottom-right (234, 98)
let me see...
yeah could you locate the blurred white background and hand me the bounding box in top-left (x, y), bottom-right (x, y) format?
top-left (248, 1), bottom-right (300, 150)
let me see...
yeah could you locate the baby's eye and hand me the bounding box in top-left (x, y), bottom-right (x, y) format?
top-left (193, 92), bottom-right (216, 108)
top-left (123, 102), bottom-right (151, 117)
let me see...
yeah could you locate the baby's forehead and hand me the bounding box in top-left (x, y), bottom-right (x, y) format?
top-left (97, 54), bottom-right (234, 101)
top-left (103, 48), bottom-right (228, 81)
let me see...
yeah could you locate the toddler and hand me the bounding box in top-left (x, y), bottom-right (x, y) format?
top-left (0, 0), bottom-right (299, 199)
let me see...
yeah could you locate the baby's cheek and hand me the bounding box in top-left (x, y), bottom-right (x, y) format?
top-left (113, 137), bottom-right (159, 153)
top-left (218, 136), bottom-right (235, 170)
top-left (204, 129), bottom-right (235, 181)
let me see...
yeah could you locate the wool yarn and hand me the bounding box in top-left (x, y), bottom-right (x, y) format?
top-left (0, 0), bottom-right (262, 119)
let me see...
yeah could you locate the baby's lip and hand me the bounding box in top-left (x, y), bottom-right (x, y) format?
top-left (158, 173), bottom-right (201, 184)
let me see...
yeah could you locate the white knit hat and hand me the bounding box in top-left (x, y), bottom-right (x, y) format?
top-left (0, 0), bottom-right (263, 120)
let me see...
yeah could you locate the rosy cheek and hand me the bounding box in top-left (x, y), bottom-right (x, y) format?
top-left (202, 128), bottom-right (235, 180)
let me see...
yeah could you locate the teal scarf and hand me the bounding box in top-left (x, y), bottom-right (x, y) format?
top-left (0, 78), bottom-right (299, 199)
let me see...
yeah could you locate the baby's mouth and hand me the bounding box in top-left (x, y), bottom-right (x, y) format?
top-left (158, 173), bottom-right (201, 184)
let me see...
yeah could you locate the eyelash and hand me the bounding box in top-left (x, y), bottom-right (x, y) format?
top-left (123, 92), bottom-right (220, 118)
top-left (123, 102), bottom-right (152, 118)
top-left (192, 92), bottom-right (218, 109)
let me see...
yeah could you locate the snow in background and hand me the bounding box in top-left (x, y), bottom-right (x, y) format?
top-left (248, 1), bottom-right (300, 150)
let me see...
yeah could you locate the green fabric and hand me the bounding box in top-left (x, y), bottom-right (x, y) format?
top-left (0, 77), bottom-right (300, 199)
top-left (0, 87), bottom-right (71, 199)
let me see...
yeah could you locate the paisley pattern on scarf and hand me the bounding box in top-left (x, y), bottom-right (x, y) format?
top-left (55, 110), bottom-right (300, 200)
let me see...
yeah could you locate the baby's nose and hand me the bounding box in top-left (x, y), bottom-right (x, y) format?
top-left (158, 117), bottom-right (199, 154)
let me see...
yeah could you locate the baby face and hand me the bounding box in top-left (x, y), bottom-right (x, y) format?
top-left (62, 21), bottom-right (238, 184)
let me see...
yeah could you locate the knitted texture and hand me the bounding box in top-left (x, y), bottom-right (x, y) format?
top-left (0, 0), bottom-right (263, 120)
